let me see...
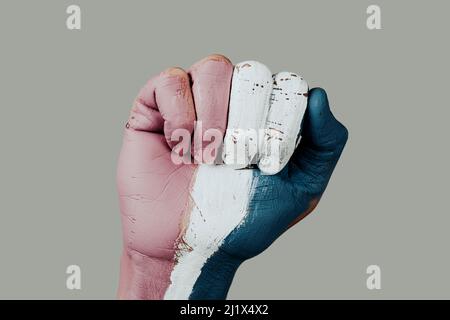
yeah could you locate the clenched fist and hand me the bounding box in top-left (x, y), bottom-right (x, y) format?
top-left (116, 54), bottom-right (348, 299)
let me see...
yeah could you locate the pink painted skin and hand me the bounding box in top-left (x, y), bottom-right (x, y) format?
top-left (116, 55), bottom-right (233, 299)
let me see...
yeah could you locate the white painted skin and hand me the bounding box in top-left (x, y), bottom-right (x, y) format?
top-left (258, 72), bottom-right (308, 175)
top-left (164, 166), bottom-right (253, 299)
top-left (164, 62), bottom-right (308, 300)
top-left (223, 61), bottom-right (273, 168)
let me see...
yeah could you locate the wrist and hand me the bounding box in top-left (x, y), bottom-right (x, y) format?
top-left (118, 248), bottom-right (243, 300)
top-left (163, 248), bottom-right (242, 300)
top-left (118, 249), bottom-right (174, 300)
top-left (187, 249), bottom-right (243, 300)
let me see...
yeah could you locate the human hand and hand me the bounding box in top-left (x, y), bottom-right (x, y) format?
top-left (116, 54), bottom-right (348, 299)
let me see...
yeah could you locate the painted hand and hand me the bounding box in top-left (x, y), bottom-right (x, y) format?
top-left (116, 55), bottom-right (348, 299)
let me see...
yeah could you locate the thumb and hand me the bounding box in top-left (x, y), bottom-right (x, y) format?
top-left (290, 88), bottom-right (348, 195)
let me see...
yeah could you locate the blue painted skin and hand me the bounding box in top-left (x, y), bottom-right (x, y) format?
top-left (190, 88), bottom-right (348, 299)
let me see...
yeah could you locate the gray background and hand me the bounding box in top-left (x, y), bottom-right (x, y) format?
top-left (0, 0), bottom-right (448, 299)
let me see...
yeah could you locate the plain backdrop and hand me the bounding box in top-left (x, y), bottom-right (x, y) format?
top-left (0, 0), bottom-right (449, 299)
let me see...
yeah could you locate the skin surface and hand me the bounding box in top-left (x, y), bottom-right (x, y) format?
top-left (259, 71), bottom-right (308, 174)
top-left (223, 61), bottom-right (273, 168)
top-left (117, 56), bottom-right (233, 299)
top-left (116, 54), bottom-right (348, 299)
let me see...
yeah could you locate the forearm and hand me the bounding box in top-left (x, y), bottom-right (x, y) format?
top-left (188, 249), bottom-right (242, 300)
top-left (118, 249), bottom-right (242, 300)
top-left (118, 250), bottom-right (174, 300)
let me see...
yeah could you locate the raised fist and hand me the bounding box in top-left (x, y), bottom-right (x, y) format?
top-left (116, 54), bottom-right (348, 299)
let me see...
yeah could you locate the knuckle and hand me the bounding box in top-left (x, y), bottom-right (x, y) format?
top-left (161, 66), bottom-right (188, 78)
top-left (191, 55), bottom-right (233, 72)
top-left (311, 87), bottom-right (327, 101)
top-left (203, 54), bottom-right (232, 65)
